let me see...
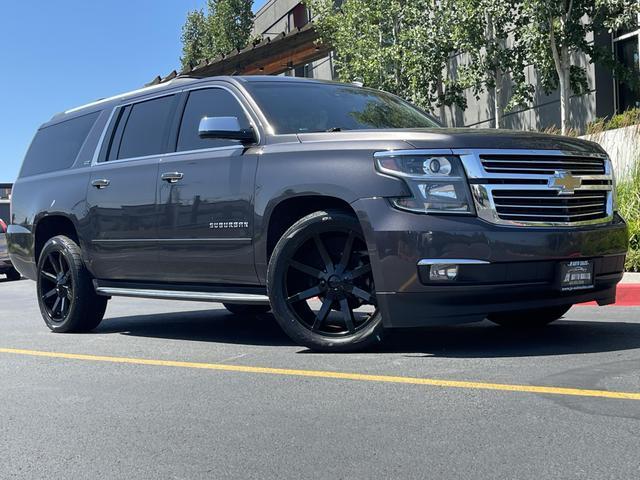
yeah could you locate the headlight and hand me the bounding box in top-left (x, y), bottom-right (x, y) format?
top-left (375, 153), bottom-right (475, 214)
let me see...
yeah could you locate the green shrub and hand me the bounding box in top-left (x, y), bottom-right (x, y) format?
top-left (586, 108), bottom-right (640, 135)
top-left (617, 161), bottom-right (640, 272)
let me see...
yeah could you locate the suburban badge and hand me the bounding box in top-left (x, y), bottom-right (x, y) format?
top-left (209, 221), bottom-right (249, 229)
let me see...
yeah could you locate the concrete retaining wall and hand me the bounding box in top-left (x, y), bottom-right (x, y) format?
top-left (581, 125), bottom-right (639, 181)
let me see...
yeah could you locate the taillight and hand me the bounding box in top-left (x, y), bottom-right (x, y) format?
top-left (0, 219), bottom-right (7, 233)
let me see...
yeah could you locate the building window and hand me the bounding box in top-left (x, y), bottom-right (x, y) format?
top-left (287, 3), bottom-right (309, 32)
top-left (613, 14), bottom-right (640, 112)
top-left (0, 186), bottom-right (11, 200)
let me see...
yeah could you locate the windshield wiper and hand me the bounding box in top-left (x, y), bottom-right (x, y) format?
top-left (325, 127), bottom-right (346, 132)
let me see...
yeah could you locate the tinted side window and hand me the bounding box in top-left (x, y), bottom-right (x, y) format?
top-left (20, 112), bottom-right (99, 177)
top-left (177, 88), bottom-right (251, 152)
top-left (117, 95), bottom-right (175, 159)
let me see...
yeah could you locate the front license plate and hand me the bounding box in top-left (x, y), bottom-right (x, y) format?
top-left (558, 260), bottom-right (594, 291)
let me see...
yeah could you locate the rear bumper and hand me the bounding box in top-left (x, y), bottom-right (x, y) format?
top-left (6, 224), bottom-right (36, 279)
top-left (352, 198), bottom-right (628, 328)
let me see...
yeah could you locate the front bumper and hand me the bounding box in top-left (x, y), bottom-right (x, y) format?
top-left (353, 198), bottom-right (628, 328)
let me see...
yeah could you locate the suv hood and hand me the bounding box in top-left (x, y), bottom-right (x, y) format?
top-left (296, 128), bottom-right (605, 154)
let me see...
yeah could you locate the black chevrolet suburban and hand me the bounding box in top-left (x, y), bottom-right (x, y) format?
top-left (7, 76), bottom-right (628, 351)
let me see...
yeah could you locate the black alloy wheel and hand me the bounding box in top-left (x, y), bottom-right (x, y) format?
top-left (37, 235), bottom-right (108, 333)
top-left (39, 250), bottom-right (74, 321)
top-left (268, 210), bottom-right (383, 352)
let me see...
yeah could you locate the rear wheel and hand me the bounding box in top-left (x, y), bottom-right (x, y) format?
top-left (268, 210), bottom-right (382, 352)
top-left (5, 267), bottom-right (21, 281)
top-left (223, 303), bottom-right (271, 315)
top-left (37, 235), bottom-right (108, 333)
top-left (488, 305), bottom-right (572, 328)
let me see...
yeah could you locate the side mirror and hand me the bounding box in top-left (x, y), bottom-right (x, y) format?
top-left (198, 116), bottom-right (256, 144)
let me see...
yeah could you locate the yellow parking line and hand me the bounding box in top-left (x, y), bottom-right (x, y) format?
top-left (1, 347), bottom-right (639, 401)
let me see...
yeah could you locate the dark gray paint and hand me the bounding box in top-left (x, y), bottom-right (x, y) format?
top-left (7, 76), bottom-right (629, 329)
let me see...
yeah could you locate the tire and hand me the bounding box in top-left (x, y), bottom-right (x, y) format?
top-left (36, 235), bottom-right (108, 333)
top-left (223, 303), bottom-right (271, 315)
top-left (5, 267), bottom-right (21, 281)
top-left (487, 305), bottom-right (572, 328)
top-left (267, 210), bottom-right (383, 352)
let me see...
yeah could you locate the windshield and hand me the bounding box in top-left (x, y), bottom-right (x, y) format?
top-left (245, 82), bottom-right (440, 134)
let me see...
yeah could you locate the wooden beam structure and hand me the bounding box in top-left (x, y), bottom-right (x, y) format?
top-left (148, 23), bottom-right (330, 86)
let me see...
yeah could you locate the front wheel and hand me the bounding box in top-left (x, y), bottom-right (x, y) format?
top-left (37, 235), bottom-right (108, 333)
top-left (267, 210), bottom-right (383, 352)
top-left (487, 305), bottom-right (572, 328)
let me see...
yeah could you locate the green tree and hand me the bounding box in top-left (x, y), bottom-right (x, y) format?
top-left (181, 9), bottom-right (209, 70)
top-left (207, 0), bottom-right (254, 57)
top-left (180, 0), bottom-right (254, 70)
top-left (308, 0), bottom-right (466, 118)
top-left (521, 0), bottom-right (640, 134)
top-left (453, 0), bottom-right (534, 128)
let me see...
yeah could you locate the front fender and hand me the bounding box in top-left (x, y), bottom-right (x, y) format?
top-left (253, 145), bottom-right (410, 281)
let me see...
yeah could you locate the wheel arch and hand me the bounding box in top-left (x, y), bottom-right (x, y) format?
top-left (33, 214), bottom-right (80, 264)
top-left (257, 194), bottom-right (364, 282)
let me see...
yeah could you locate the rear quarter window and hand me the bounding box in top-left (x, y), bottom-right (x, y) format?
top-left (20, 111), bottom-right (100, 177)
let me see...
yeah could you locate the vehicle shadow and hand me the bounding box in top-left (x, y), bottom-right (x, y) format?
top-left (97, 309), bottom-right (295, 347)
top-left (97, 308), bottom-right (640, 357)
top-left (379, 320), bottom-right (640, 358)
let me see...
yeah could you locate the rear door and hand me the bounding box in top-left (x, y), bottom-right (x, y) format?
top-left (154, 85), bottom-right (260, 284)
top-left (86, 94), bottom-right (179, 281)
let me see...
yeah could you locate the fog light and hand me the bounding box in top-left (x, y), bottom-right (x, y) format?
top-left (429, 264), bottom-right (459, 281)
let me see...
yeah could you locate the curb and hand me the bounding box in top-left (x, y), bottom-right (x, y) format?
top-left (578, 283), bottom-right (640, 307)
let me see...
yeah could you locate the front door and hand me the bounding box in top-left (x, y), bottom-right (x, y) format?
top-left (155, 86), bottom-right (260, 285)
top-left (86, 93), bottom-right (178, 281)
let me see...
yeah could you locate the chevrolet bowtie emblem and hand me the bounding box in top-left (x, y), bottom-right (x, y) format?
top-left (548, 170), bottom-right (582, 195)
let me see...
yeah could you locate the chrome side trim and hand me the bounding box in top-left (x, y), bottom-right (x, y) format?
top-left (90, 84), bottom-right (261, 167)
top-left (90, 108), bottom-right (117, 166)
top-left (91, 238), bottom-right (251, 244)
top-left (417, 259), bottom-right (490, 266)
top-left (95, 287), bottom-right (270, 305)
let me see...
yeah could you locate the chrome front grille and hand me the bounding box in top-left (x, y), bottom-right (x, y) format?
top-left (458, 149), bottom-right (614, 227)
top-left (491, 190), bottom-right (608, 223)
top-left (480, 154), bottom-right (605, 175)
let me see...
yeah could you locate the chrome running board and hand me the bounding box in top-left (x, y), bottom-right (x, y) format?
top-left (95, 287), bottom-right (270, 305)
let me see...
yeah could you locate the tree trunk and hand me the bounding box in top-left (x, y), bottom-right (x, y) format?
top-left (487, 13), bottom-right (503, 129)
top-left (494, 67), bottom-right (503, 129)
top-left (436, 76), bottom-right (446, 125)
top-left (549, 16), bottom-right (571, 135)
top-left (558, 59), bottom-right (571, 135)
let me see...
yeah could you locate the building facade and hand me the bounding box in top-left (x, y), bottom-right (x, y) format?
top-left (253, 0), bottom-right (335, 80)
top-left (252, 1), bottom-right (640, 132)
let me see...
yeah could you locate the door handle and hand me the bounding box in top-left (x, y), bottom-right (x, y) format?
top-left (91, 179), bottom-right (110, 189)
top-left (161, 172), bottom-right (184, 183)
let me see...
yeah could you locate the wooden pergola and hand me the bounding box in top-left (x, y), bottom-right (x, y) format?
top-left (148, 23), bottom-right (331, 85)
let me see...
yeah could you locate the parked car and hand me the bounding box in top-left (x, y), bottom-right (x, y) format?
top-left (0, 218), bottom-right (20, 280)
top-left (6, 77), bottom-right (628, 351)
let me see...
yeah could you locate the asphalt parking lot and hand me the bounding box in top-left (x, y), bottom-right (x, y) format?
top-left (1, 277), bottom-right (640, 479)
